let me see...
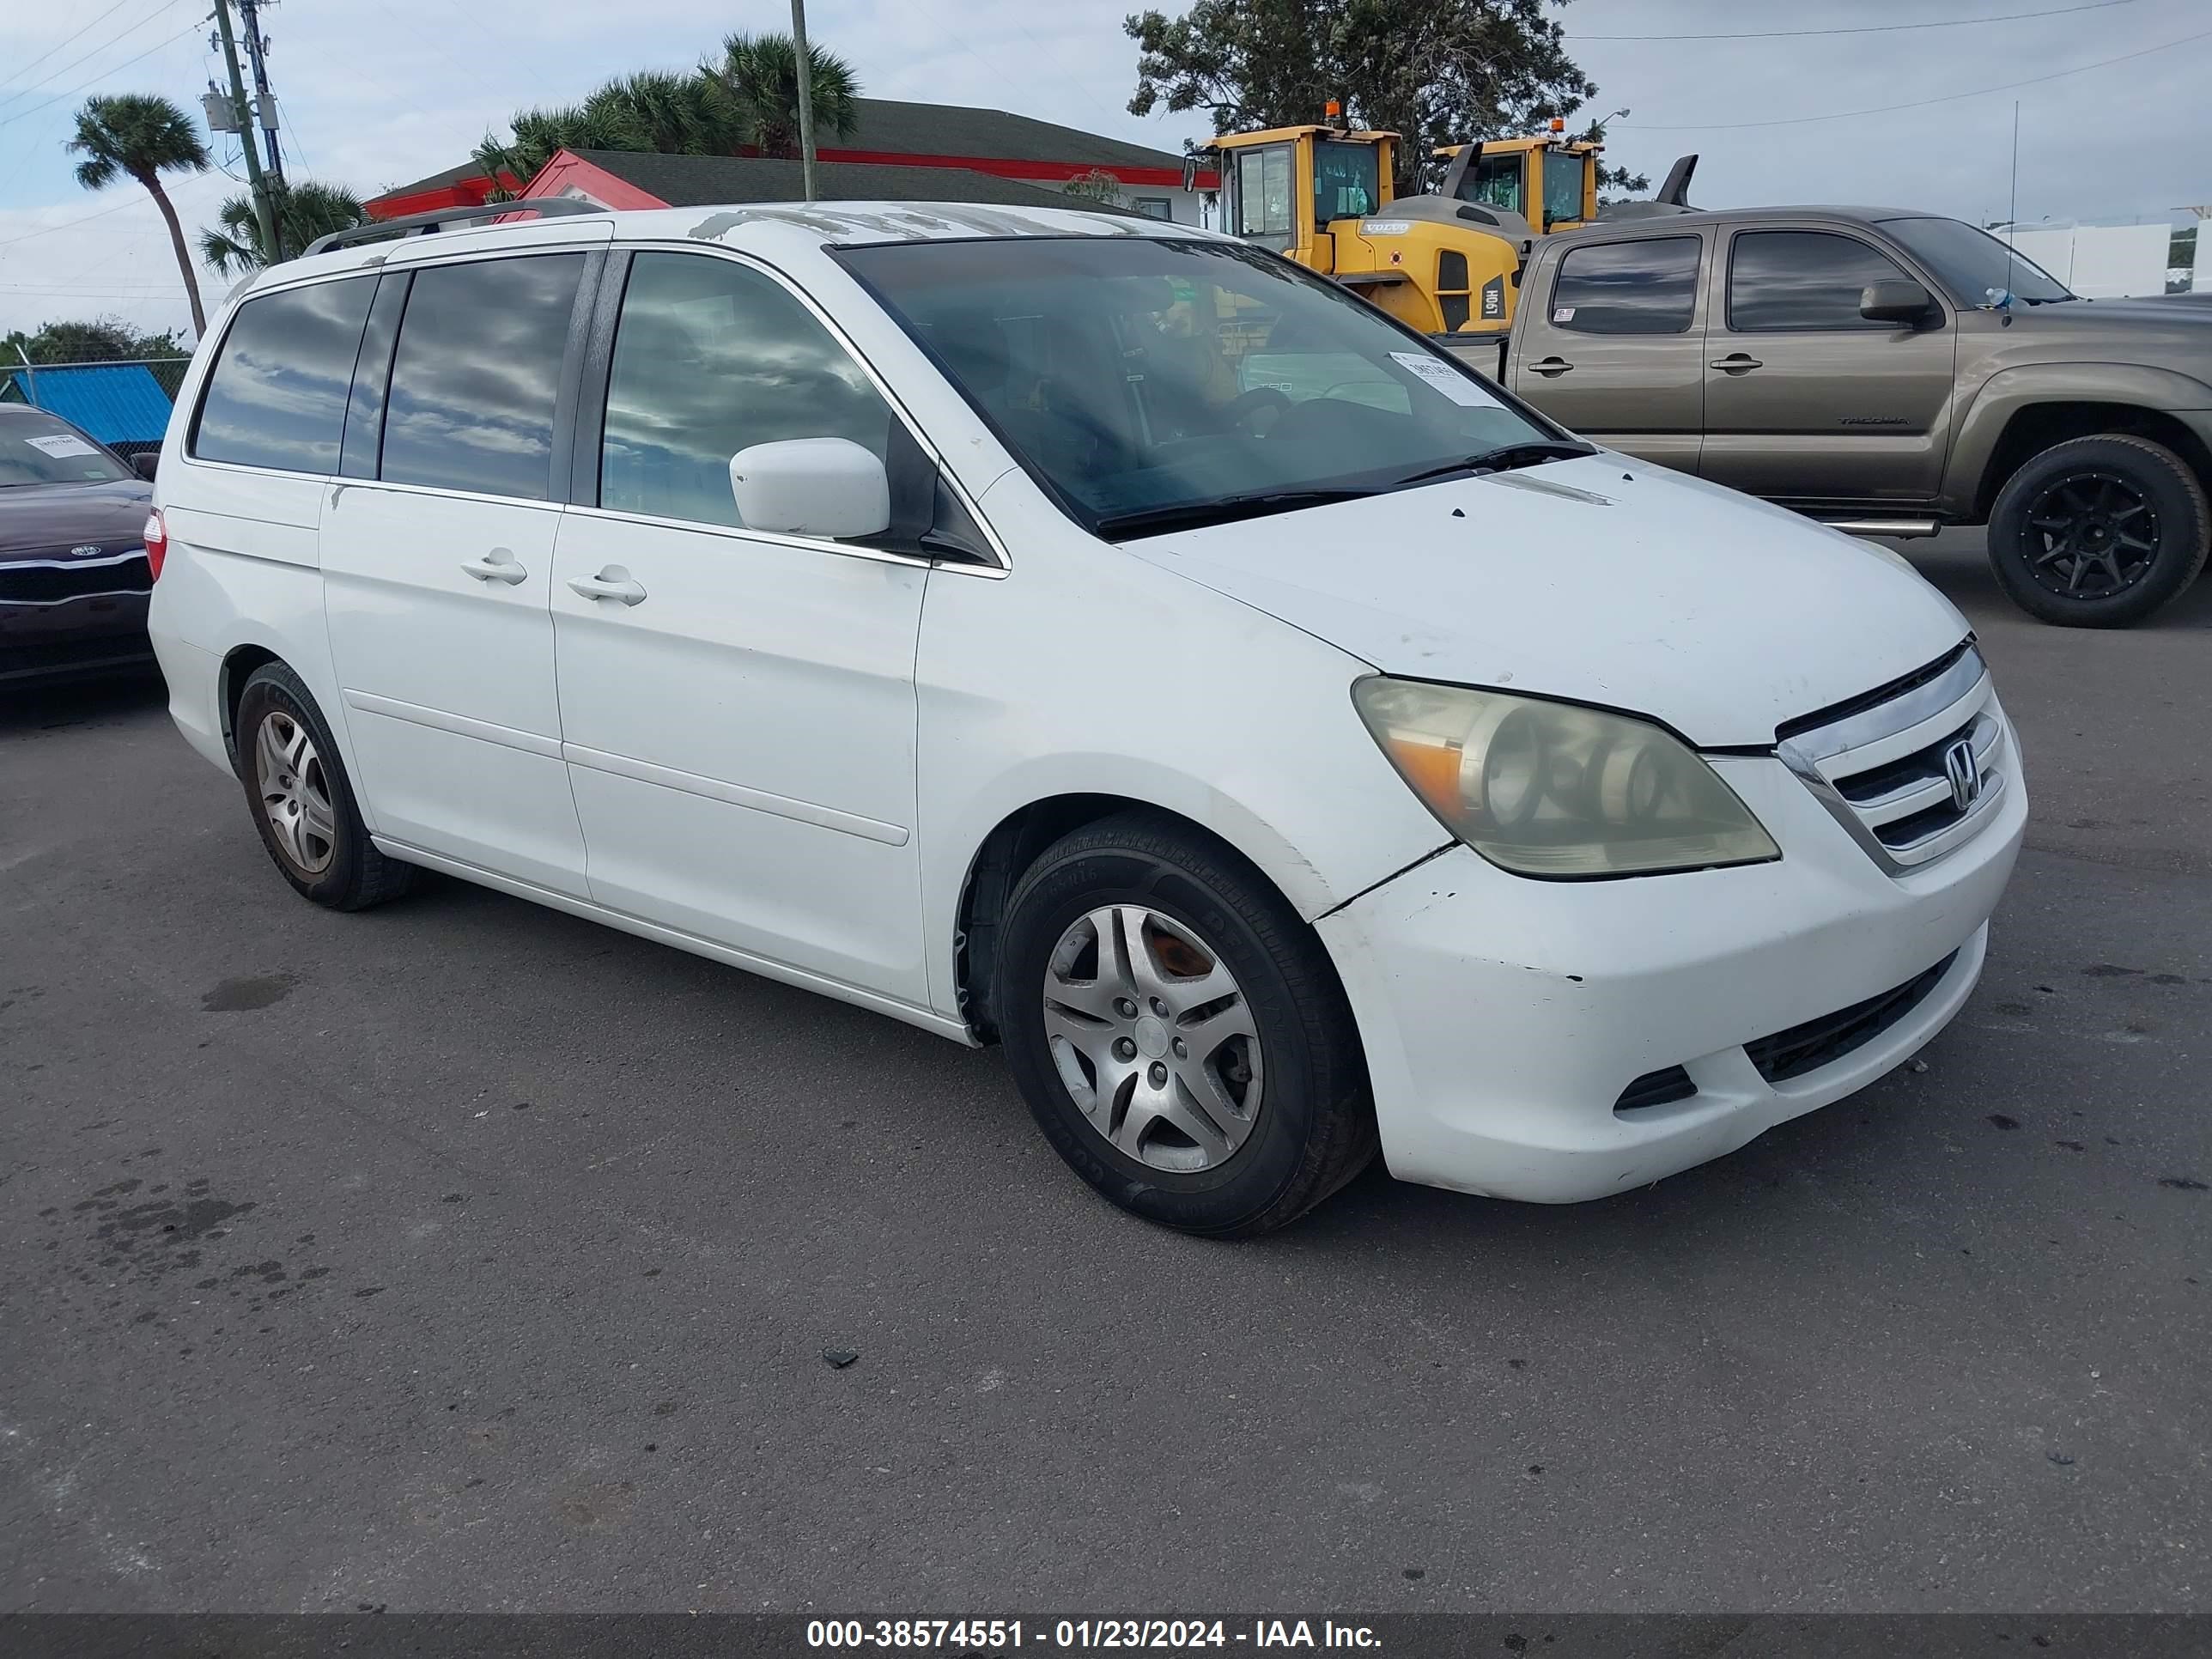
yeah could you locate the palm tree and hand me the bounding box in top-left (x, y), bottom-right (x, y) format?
top-left (584, 70), bottom-right (741, 156)
top-left (199, 179), bottom-right (371, 277)
top-left (67, 94), bottom-right (211, 337)
top-left (706, 32), bottom-right (860, 160)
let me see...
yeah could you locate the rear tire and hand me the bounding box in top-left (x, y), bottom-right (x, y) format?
top-left (1985, 434), bottom-right (2209, 627)
top-left (994, 811), bottom-right (1376, 1237)
top-left (234, 662), bottom-right (414, 911)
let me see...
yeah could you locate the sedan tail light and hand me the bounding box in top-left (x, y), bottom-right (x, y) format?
top-left (143, 508), bottom-right (167, 581)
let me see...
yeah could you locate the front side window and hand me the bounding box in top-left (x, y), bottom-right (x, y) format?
top-left (1540, 149), bottom-right (1585, 227)
top-left (191, 276), bottom-right (374, 472)
top-left (1313, 141), bottom-right (1380, 226)
top-left (380, 253), bottom-right (584, 500)
top-left (1877, 215), bottom-right (2072, 307)
top-left (1234, 145), bottom-right (1295, 246)
top-left (599, 252), bottom-right (893, 531)
top-left (0, 410), bottom-right (129, 486)
top-left (1549, 237), bottom-right (1700, 334)
top-left (1728, 230), bottom-right (1914, 331)
top-left (839, 236), bottom-right (1554, 536)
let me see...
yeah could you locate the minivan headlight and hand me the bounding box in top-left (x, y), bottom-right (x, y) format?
top-left (1352, 677), bottom-right (1780, 878)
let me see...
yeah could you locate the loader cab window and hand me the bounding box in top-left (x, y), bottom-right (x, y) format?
top-left (1459, 152), bottom-right (1527, 219)
top-left (1314, 141), bottom-right (1380, 228)
top-left (1540, 149), bottom-right (1585, 228)
top-left (1230, 145), bottom-right (1296, 251)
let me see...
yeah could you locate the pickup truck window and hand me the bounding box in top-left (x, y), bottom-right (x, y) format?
top-left (1877, 215), bottom-right (2074, 307)
top-left (1548, 237), bottom-right (1700, 335)
top-left (1727, 230), bottom-right (1912, 331)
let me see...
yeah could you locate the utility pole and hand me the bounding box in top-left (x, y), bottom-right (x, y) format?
top-left (211, 0), bottom-right (281, 262)
top-left (790, 0), bottom-right (818, 203)
top-left (236, 0), bottom-right (285, 192)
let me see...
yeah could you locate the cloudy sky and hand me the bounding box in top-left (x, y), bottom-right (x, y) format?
top-left (3, 0), bottom-right (2207, 343)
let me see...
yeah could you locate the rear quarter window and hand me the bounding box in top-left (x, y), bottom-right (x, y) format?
top-left (191, 276), bottom-right (376, 472)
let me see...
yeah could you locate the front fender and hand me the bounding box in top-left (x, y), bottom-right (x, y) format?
top-left (1946, 362), bottom-right (2212, 514)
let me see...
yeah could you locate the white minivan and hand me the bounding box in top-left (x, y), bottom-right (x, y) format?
top-left (147, 199), bottom-right (2025, 1235)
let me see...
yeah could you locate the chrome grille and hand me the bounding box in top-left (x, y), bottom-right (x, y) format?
top-left (1778, 643), bottom-right (2010, 874)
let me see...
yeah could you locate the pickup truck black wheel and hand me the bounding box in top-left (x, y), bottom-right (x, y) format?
top-left (1987, 434), bottom-right (2209, 627)
top-left (994, 811), bottom-right (1376, 1237)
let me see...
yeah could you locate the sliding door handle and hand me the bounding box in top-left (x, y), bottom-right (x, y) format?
top-left (1709, 354), bottom-right (1763, 374)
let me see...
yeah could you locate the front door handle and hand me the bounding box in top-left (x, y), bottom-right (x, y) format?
top-left (461, 548), bottom-right (527, 585)
top-left (1528, 356), bottom-right (1575, 376)
top-left (1709, 354), bottom-right (1764, 374)
top-left (568, 566), bottom-right (647, 606)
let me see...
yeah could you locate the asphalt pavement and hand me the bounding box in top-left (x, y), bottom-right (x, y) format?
top-left (2, 531), bottom-right (2208, 1613)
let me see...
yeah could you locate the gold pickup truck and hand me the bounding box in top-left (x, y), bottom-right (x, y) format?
top-left (1486, 205), bottom-right (2212, 628)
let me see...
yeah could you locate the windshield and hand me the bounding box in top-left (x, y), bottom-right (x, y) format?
top-left (837, 237), bottom-right (1553, 536)
top-left (1878, 216), bottom-right (2075, 307)
top-left (1314, 140), bottom-right (1381, 224)
top-left (0, 410), bottom-right (131, 487)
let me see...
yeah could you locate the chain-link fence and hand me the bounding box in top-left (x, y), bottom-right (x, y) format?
top-left (2, 356), bottom-right (191, 458)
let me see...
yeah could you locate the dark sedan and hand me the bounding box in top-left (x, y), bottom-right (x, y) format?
top-left (0, 404), bottom-right (156, 686)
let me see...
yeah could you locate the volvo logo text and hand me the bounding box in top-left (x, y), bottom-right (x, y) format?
top-left (1942, 738), bottom-right (1982, 812)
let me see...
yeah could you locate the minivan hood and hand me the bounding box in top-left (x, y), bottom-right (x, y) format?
top-left (1121, 456), bottom-right (1968, 747)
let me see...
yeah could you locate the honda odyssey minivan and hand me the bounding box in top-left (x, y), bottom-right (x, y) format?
top-left (147, 199), bottom-right (2025, 1235)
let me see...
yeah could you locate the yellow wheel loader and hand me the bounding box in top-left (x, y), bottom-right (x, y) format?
top-left (1199, 122), bottom-right (1537, 352)
top-left (1197, 116), bottom-right (1697, 356)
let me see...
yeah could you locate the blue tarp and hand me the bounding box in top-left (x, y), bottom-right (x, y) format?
top-left (3, 363), bottom-right (173, 447)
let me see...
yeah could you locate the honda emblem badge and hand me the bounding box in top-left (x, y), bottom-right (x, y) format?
top-left (1942, 738), bottom-right (1981, 812)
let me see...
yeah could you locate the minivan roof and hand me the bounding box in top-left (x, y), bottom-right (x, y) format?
top-left (267, 198), bottom-right (1200, 289)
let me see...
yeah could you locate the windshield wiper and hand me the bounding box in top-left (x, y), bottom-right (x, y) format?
top-left (1094, 487), bottom-right (1379, 538)
top-left (1387, 440), bottom-right (1595, 491)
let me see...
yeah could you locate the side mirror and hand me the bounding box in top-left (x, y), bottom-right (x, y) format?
top-left (131, 451), bottom-right (160, 481)
top-left (728, 438), bottom-right (890, 540)
top-left (1861, 278), bottom-right (1936, 325)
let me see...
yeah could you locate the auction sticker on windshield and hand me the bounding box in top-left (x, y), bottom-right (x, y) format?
top-left (24, 433), bottom-right (99, 459)
top-left (1389, 350), bottom-right (1501, 409)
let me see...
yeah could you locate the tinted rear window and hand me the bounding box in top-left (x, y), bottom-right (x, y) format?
top-left (380, 254), bottom-right (584, 500)
top-left (1548, 237), bottom-right (1700, 334)
top-left (191, 276), bottom-right (375, 472)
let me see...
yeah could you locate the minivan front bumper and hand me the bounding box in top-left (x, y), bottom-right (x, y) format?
top-left (1314, 743), bottom-right (2026, 1203)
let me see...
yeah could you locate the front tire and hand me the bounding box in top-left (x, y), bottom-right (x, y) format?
top-left (994, 811), bottom-right (1376, 1237)
top-left (234, 662), bottom-right (414, 911)
top-left (1986, 434), bottom-right (2209, 627)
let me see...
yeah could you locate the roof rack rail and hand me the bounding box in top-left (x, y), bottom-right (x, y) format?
top-left (302, 197), bottom-right (604, 258)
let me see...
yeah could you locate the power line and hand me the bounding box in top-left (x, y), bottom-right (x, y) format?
top-left (0, 0), bottom-right (188, 116)
top-left (1571, 0), bottom-right (2140, 42)
top-left (0, 0), bottom-right (145, 96)
top-left (1619, 22), bottom-right (2212, 129)
top-left (0, 19), bottom-right (208, 132)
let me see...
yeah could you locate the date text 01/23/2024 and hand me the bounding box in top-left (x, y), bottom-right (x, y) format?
top-left (805, 1621), bottom-right (1382, 1650)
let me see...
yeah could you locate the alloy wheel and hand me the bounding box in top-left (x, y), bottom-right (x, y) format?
top-left (254, 710), bottom-right (337, 876)
top-left (2021, 470), bottom-right (2160, 599)
top-left (1040, 904), bottom-right (1264, 1173)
